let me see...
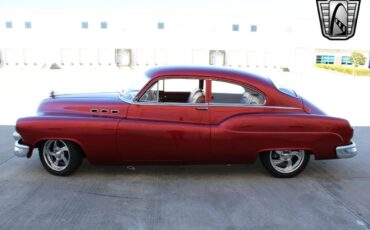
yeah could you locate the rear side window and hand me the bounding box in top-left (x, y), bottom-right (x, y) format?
top-left (211, 80), bottom-right (265, 105)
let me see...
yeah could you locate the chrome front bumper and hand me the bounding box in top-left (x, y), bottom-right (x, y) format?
top-left (336, 141), bottom-right (357, 159)
top-left (13, 132), bottom-right (30, 158)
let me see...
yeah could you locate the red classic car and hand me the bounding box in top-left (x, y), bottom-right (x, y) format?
top-left (14, 66), bottom-right (357, 177)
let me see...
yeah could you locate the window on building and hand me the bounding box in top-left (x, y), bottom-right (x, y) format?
top-left (25, 21), bottom-right (32, 29)
top-left (316, 55), bottom-right (335, 64)
top-left (209, 50), bottom-right (226, 66)
top-left (81, 22), bottom-right (88, 29)
top-left (115, 49), bottom-right (132, 66)
top-left (5, 21), bottom-right (12, 29)
top-left (232, 24), bottom-right (239, 32)
top-left (251, 25), bottom-right (257, 32)
top-left (100, 22), bottom-right (108, 29)
top-left (341, 56), bottom-right (352, 65)
top-left (158, 22), bottom-right (165, 30)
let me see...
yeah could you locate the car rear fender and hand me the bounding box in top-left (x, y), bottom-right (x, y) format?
top-left (213, 113), bottom-right (348, 160)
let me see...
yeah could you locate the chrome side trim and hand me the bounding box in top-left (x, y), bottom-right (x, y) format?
top-left (336, 141), bottom-right (357, 159)
top-left (131, 102), bottom-right (208, 106)
top-left (14, 139), bottom-right (30, 158)
top-left (130, 101), bottom-right (300, 110)
top-left (208, 104), bottom-right (300, 109)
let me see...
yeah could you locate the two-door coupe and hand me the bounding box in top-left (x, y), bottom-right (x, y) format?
top-left (14, 66), bottom-right (357, 177)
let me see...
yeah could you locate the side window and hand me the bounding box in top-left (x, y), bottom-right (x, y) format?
top-left (211, 80), bottom-right (265, 105)
top-left (139, 78), bottom-right (206, 104)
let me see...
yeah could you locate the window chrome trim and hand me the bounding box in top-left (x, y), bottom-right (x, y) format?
top-left (131, 101), bottom-right (208, 107)
top-left (124, 94), bottom-right (297, 110)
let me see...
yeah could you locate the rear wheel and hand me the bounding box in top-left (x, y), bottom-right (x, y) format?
top-left (39, 140), bottom-right (83, 176)
top-left (260, 150), bottom-right (310, 178)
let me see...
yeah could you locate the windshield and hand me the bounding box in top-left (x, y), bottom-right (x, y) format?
top-left (119, 71), bottom-right (151, 101)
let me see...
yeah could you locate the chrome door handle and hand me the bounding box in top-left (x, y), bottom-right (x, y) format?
top-left (195, 107), bottom-right (208, 111)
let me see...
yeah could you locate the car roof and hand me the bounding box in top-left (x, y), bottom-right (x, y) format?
top-left (145, 65), bottom-right (275, 91)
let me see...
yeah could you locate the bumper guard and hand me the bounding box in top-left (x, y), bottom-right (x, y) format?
top-left (336, 141), bottom-right (357, 159)
top-left (13, 132), bottom-right (30, 158)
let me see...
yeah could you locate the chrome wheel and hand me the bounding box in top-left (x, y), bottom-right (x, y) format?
top-left (43, 140), bottom-right (70, 172)
top-left (269, 150), bottom-right (305, 174)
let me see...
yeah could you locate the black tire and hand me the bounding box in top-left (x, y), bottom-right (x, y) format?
top-left (260, 150), bottom-right (310, 178)
top-left (39, 140), bottom-right (83, 176)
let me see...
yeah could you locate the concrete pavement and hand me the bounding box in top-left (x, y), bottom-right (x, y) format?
top-left (0, 126), bottom-right (369, 230)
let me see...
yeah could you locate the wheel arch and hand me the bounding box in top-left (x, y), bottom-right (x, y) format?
top-left (35, 138), bottom-right (87, 158)
top-left (258, 148), bottom-right (315, 156)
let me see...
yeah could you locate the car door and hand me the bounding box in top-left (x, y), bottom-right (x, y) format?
top-left (209, 79), bottom-right (268, 163)
top-left (117, 77), bottom-right (211, 163)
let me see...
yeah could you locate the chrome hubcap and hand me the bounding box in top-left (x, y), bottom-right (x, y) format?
top-left (269, 150), bottom-right (305, 174)
top-left (43, 140), bottom-right (70, 171)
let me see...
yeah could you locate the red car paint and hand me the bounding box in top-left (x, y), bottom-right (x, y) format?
top-left (16, 66), bottom-right (353, 164)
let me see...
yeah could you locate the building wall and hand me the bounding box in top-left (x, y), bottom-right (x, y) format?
top-left (315, 49), bottom-right (369, 67)
top-left (0, 10), bottom-right (369, 70)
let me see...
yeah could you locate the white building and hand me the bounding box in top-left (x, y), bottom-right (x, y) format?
top-left (0, 9), bottom-right (369, 71)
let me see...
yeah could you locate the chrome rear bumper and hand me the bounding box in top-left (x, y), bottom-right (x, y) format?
top-left (13, 132), bottom-right (30, 158)
top-left (336, 141), bottom-right (357, 159)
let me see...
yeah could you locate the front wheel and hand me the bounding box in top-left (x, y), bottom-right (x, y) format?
top-left (39, 140), bottom-right (83, 176)
top-left (260, 150), bottom-right (310, 178)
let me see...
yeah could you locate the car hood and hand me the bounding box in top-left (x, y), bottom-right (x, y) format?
top-left (37, 92), bottom-right (129, 118)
